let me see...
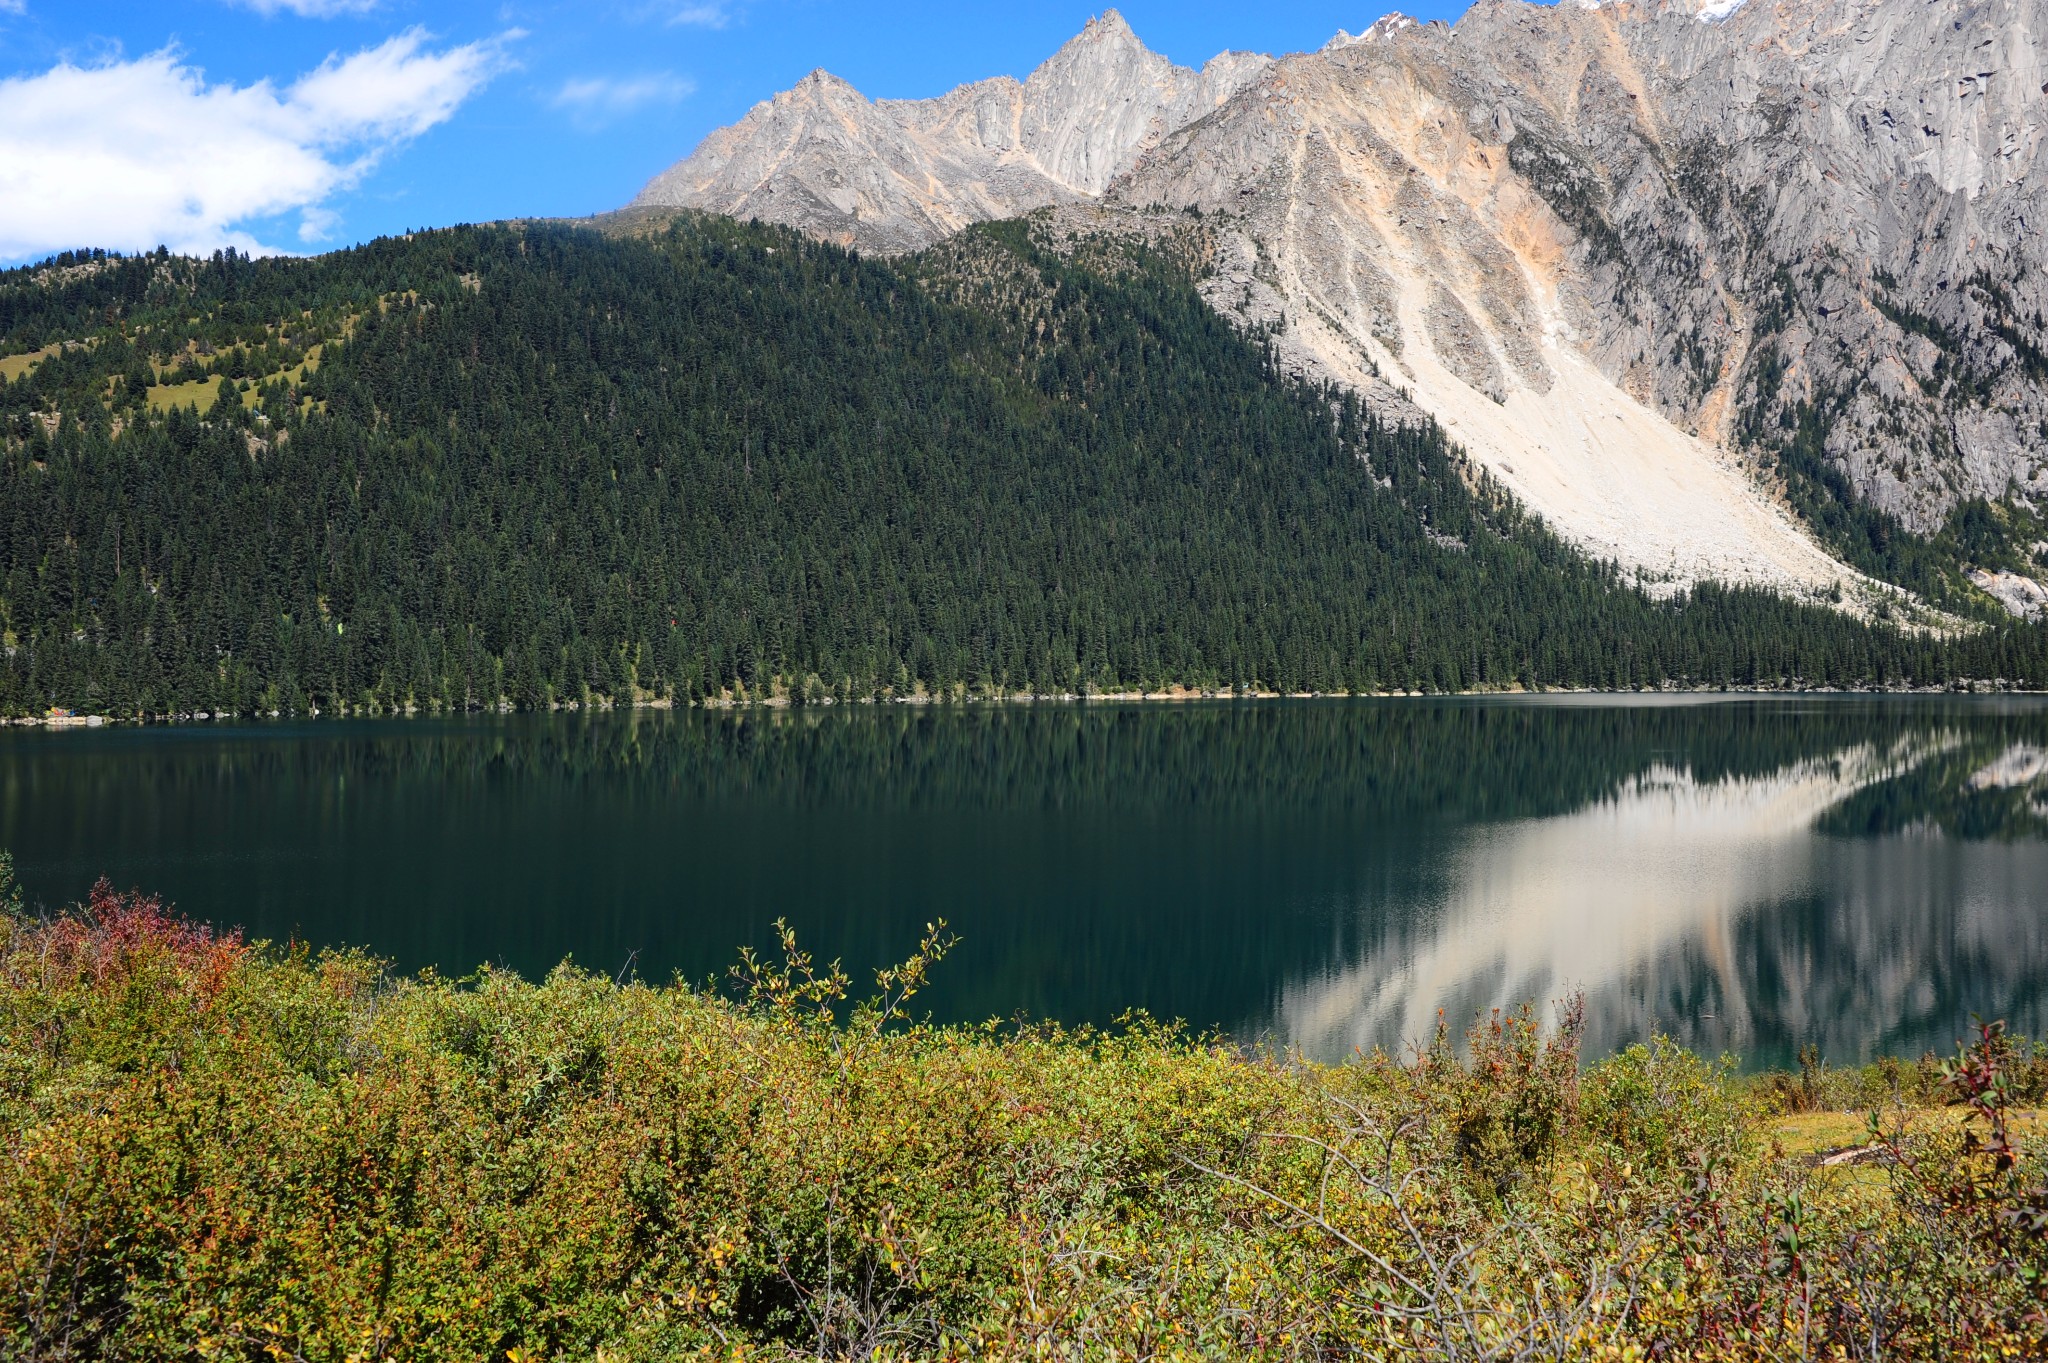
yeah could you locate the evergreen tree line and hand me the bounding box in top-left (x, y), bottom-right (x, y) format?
top-left (1, 218), bottom-right (2043, 718)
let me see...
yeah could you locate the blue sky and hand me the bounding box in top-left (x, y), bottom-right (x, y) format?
top-left (0, 0), bottom-right (1475, 265)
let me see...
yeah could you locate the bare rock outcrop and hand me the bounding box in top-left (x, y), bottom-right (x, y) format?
top-left (633, 12), bottom-right (1268, 255)
top-left (631, 0), bottom-right (2048, 613)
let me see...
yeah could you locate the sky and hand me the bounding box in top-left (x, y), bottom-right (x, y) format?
top-left (0, 0), bottom-right (1479, 267)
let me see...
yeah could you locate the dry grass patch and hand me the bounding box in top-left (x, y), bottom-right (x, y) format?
top-left (144, 377), bottom-right (230, 413)
top-left (0, 345), bottom-right (59, 382)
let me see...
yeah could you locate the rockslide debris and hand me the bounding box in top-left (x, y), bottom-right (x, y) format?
top-left (635, 1), bottom-right (2048, 612)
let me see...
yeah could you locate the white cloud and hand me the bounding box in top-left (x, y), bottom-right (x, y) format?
top-left (667, 2), bottom-right (733, 28)
top-left (297, 205), bottom-right (342, 244)
top-left (0, 0), bottom-right (26, 15)
top-left (224, 0), bottom-right (381, 16)
top-left (551, 72), bottom-right (694, 129)
top-left (624, 0), bottom-right (740, 30)
top-left (0, 29), bottom-right (511, 261)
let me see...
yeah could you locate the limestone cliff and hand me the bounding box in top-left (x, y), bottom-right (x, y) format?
top-left (631, 1), bottom-right (2048, 612)
top-left (633, 13), bottom-right (1268, 256)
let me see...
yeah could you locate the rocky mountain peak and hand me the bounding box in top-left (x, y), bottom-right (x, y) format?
top-left (1070, 9), bottom-right (1139, 46)
top-left (785, 69), bottom-right (861, 104)
top-left (629, 0), bottom-right (2048, 616)
top-left (1033, 9), bottom-right (1160, 81)
top-left (1325, 14), bottom-right (1421, 49)
top-left (633, 13), bottom-right (1268, 245)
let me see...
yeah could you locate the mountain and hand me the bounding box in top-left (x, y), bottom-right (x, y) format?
top-left (635, 1), bottom-right (2048, 616)
top-left (1, 220), bottom-right (2024, 720)
top-left (632, 13), bottom-right (1270, 255)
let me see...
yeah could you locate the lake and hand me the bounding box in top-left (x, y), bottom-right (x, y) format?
top-left (3, 697), bottom-right (2044, 1067)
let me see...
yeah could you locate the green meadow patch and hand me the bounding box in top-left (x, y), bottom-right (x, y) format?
top-left (0, 345), bottom-right (58, 383)
top-left (143, 376), bottom-right (232, 413)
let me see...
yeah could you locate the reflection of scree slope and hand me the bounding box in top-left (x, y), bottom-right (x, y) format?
top-left (1274, 732), bottom-right (1991, 1061)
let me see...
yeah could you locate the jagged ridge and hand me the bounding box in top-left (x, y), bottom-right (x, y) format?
top-left (631, 0), bottom-right (2048, 617)
top-left (633, 13), bottom-right (1268, 256)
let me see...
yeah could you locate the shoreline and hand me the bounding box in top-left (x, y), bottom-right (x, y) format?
top-left (10, 677), bottom-right (2047, 728)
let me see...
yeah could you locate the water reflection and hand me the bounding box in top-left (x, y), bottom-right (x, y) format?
top-left (1279, 730), bottom-right (2048, 1067)
top-left (1, 699), bottom-right (2043, 1068)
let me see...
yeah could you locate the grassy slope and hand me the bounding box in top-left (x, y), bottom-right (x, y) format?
top-left (4, 873), bottom-right (2045, 1361)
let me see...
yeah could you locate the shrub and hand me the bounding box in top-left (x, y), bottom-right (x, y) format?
top-left (1, 890), bottom-right (2045, 1359)
top-left (1583, 1035), bottom-right (1751, 1175)
top-left (1415, 996), bottom-right (1586, 1202)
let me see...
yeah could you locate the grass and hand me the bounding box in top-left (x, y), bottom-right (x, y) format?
top-left (1770, 1108), bottom-right (2048, 1158)
top-left (145, 360), bottom-right (316, 414)
top-left (143, 335), bottom-right (325, 413)
top-left (0, 344), bottom-right (58, 382)
top-left (2, 866), bottom-right (2045, 1360)
top-left (143, 376), bottom-right (230, 413)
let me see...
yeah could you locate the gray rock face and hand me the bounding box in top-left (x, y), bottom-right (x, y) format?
top-left (633, 0), bottom-right (2048, 608)
top-left (1431, 0), bottom-right (2048, 536)
top-left (633, 12), bottom-right (1269, 255)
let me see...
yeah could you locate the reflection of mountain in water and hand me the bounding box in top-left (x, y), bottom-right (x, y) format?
top-left (1277, 732), bottom-right (2048, 1067)
top-left (5, 700), bottom-right (2044, 1066)
top-left (1820, 742), bottom-right (2048, 843)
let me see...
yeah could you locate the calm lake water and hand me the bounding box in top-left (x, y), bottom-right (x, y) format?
top-left (3, 698), bottom-right (2045, 1067)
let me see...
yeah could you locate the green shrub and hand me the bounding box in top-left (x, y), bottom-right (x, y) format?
top-left (1410, 997), bottom-right (1586, 1203)
top-left (1583, 1036), bottom-right (1753, 1176)
top-left (3, 889), bottom-right (2046, 1359)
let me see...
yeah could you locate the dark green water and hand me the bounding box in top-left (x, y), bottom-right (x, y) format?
top-left (3, 698), bottom-right (2045, 1067)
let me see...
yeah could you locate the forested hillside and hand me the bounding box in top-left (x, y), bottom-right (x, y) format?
top-left (0, 218), bottom-right (2041, 718)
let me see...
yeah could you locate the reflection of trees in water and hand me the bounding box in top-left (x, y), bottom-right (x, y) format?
top-left (12, 699), bottom-right (2041, 820)
top-left (1273, 724), bottom-right (2048, 1068)
top-left (1817, 741), bottom-right (2048, 842)
top-left (1717, 838), bottom-right (2048, 1065)
top-left (1605, 738), bottom-right (2048, 1065)
top-left (1591, 829), bottom-right (2048, 1069)
top-left (5, 700), bottom-right (2046, 1063)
